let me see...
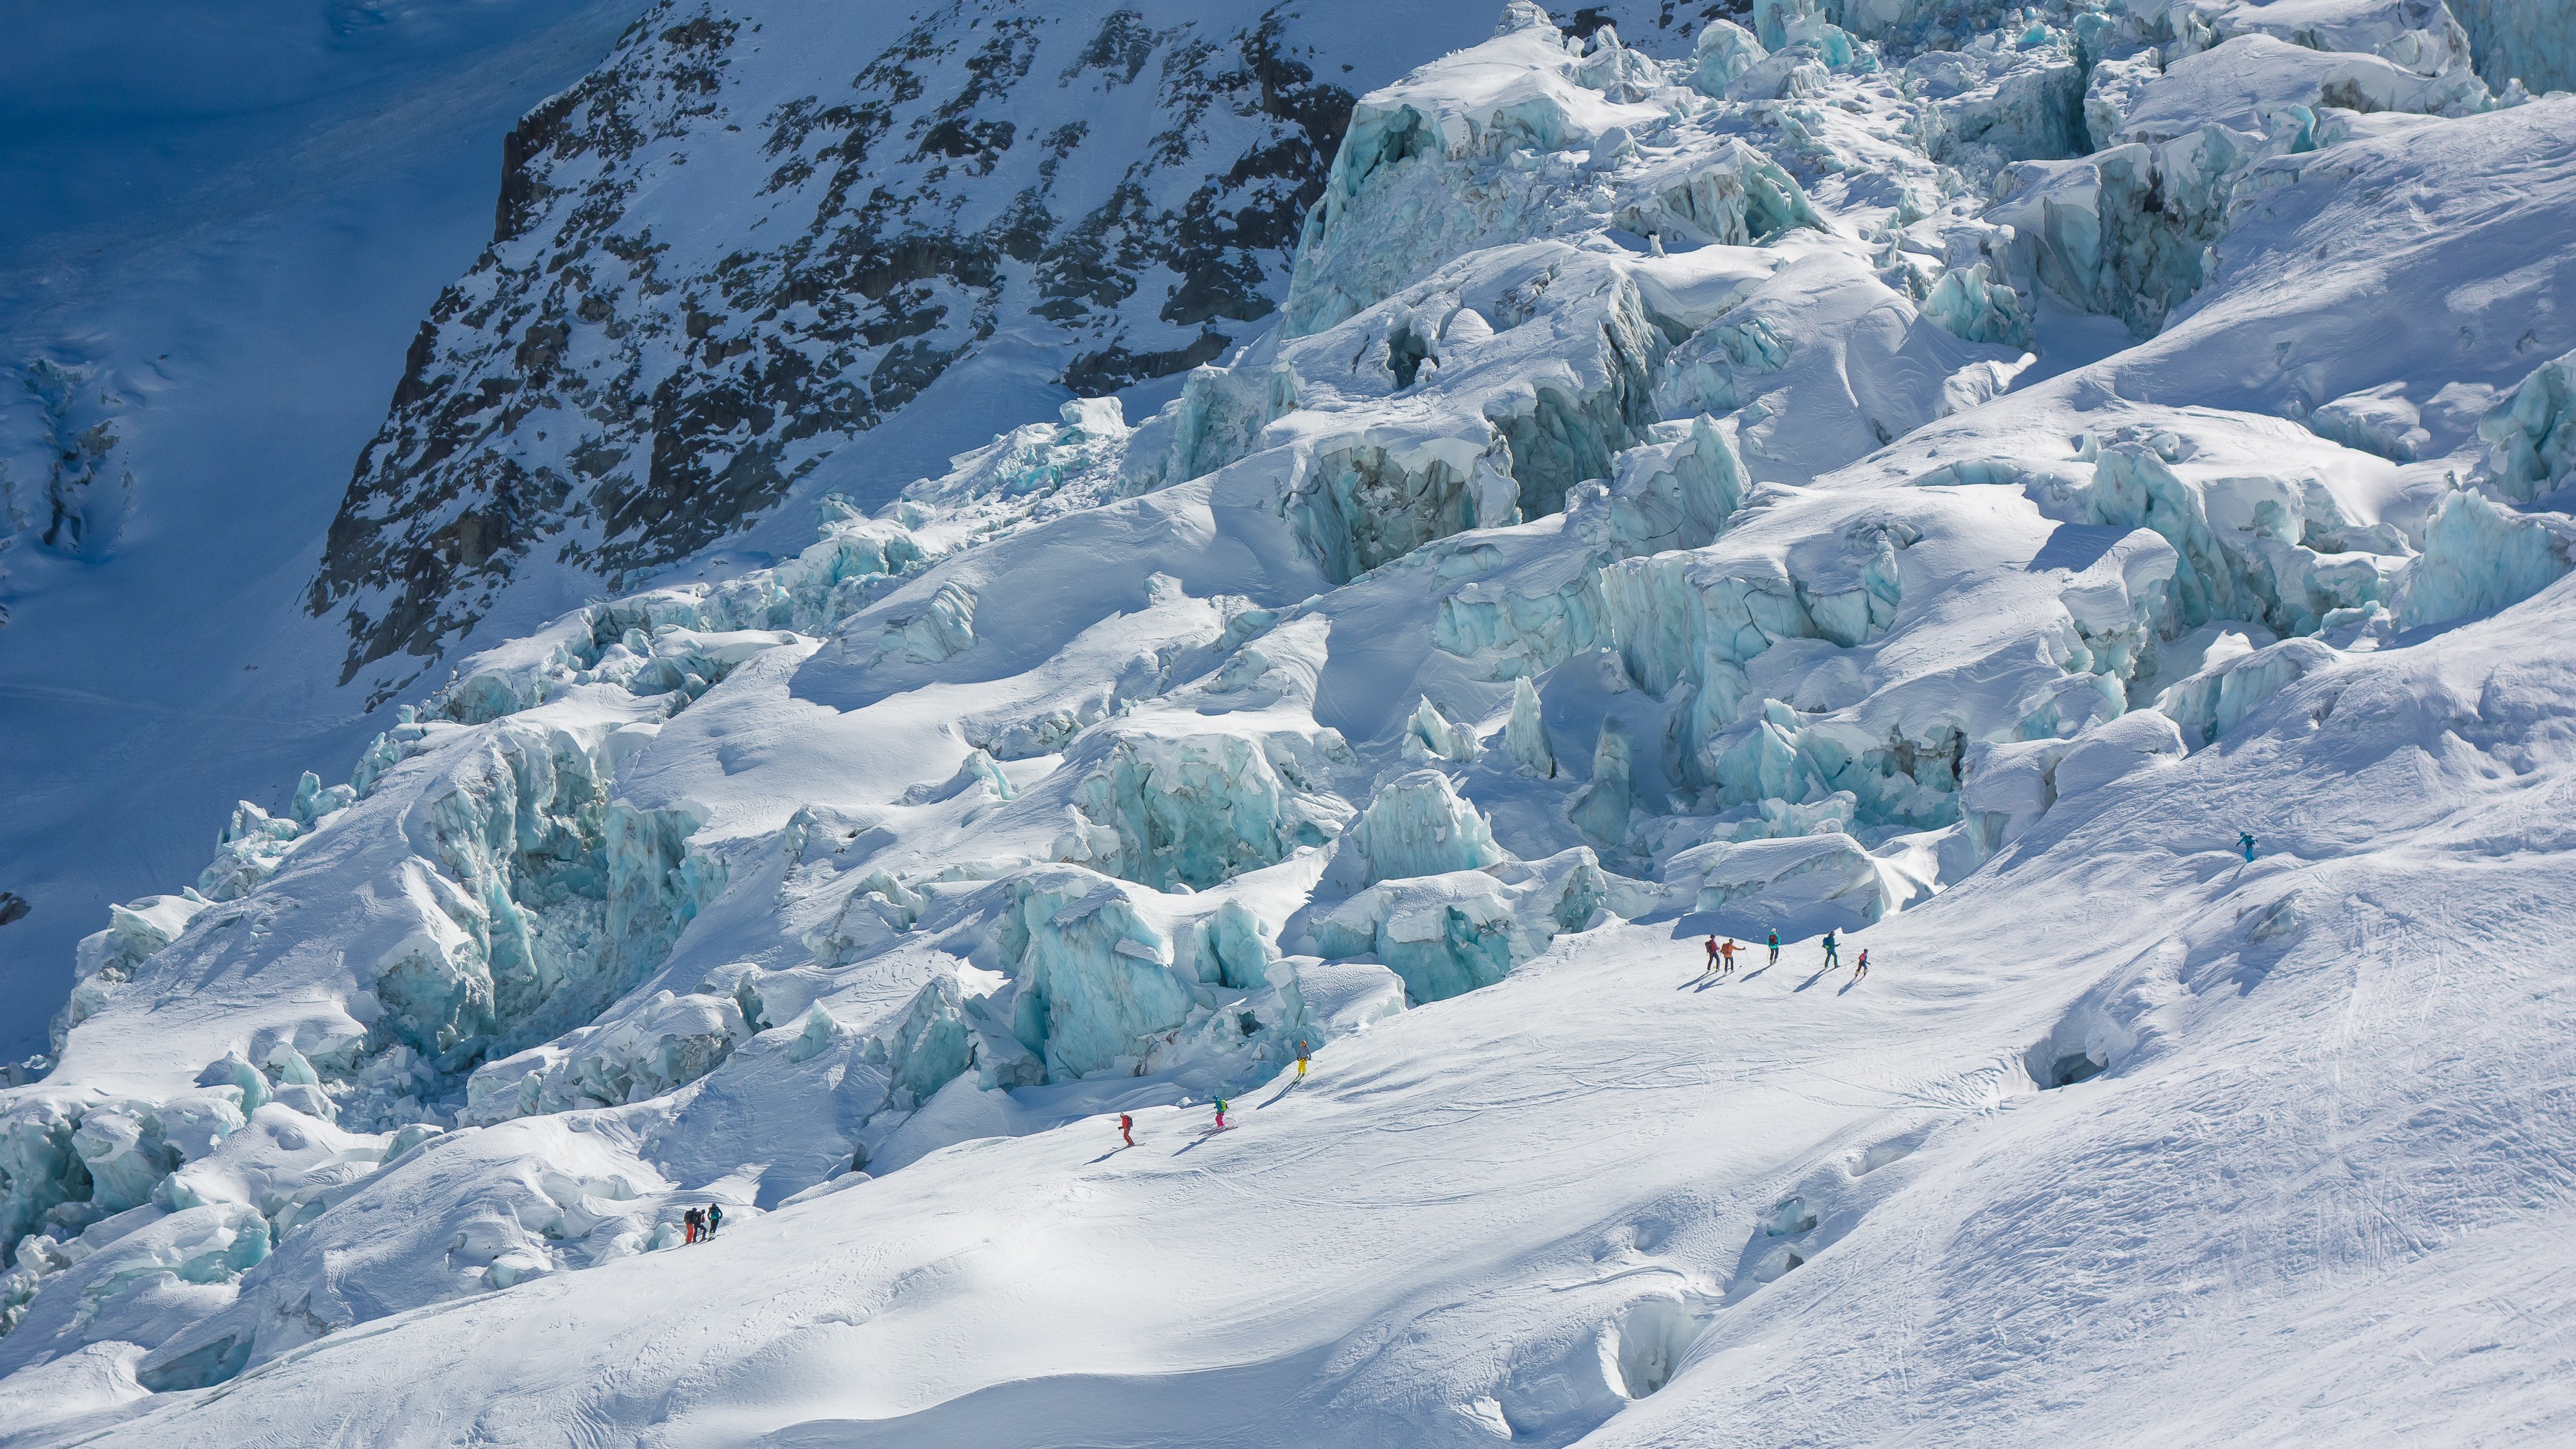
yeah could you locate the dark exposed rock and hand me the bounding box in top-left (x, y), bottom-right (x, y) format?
top-left (1063, 330), bottom-right (1232, 397)
top-left (307, 0), bottom-right (1358, 699)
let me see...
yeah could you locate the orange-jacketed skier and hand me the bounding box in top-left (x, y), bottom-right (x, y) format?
top-left (1719, 938), bottom-right (1737, 974)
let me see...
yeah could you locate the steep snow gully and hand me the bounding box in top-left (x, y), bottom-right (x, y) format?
top-left (7, 0), bottom-right (2576, 1443)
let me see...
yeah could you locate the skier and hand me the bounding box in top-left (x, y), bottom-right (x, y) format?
top-left (1719, 937), bottom-right (1737, 974)
top-left (706, 1203), bottom-right (724, 1239)
top-left (1214, 1097), bottom-right (1229, 1129)
top-left (682, 1207), bottom-right (703, 1245)
top-left (1767, 930), bottom-right (1781, 967)
top-left (1119, 1113), bottom-right (1135, 1147)
top-left (1821, 932), bottom-right (1840, 969)
top-left (2238, 831), bottom-right (2256, 863)
top-left (1853, 949), bottom-right (1868, 981)
top-left (1702, 935), bottom-right (1721, 975)
top-left (1296, 1040), bottom-right (1311, 1078)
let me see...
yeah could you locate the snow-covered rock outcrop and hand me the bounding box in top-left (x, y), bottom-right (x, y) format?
top-left (303, 0), bottom-right (1398, 698)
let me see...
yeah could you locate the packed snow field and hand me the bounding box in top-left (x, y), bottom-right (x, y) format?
top-left (6, 0), bottom-right (2576, 1442)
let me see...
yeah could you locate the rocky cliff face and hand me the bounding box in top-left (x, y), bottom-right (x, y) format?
top-left (306, 0), bottom-right (1413, 702)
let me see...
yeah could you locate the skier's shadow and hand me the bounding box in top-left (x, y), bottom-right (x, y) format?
top-left (1262, 1077), bottom-right (1302, 1108)
top-left (1795, 965), bottom-right (1836, 992)
top-left (1085, 1145), bottom-right (1133, 1164)
top-left (1836, 977), bottom-right (1861, 996)
top-left (1173, 1126), bottom-right (1232, 1156)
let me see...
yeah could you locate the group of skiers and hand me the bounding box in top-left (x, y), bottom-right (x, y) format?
top-left (680, 1203), bottom-right (724, 1244)
top-left (1091, 830), bottom-right (2270, 1151)
top-left (1700, 929), bottom-right (1866, 982)
top-left (1687, 832), bottom-right (2256, 985)
top-left (659, 827), bottom-right (2275, 1190)
top-left (1113, 1040), bottom-right (1313, 1146)
top-left (1103, 932), bottom-right (1879, 1153)
top-left (1679, 826), bottom-right (2273, 988)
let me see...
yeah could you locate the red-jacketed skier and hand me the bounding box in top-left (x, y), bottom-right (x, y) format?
top-left (1119, 1113), bottom-right (1134, 1147)
top-left (1853, 950), bottom-right (1869, 981)
top-left (1703, 936), bottom-right (1721, 975)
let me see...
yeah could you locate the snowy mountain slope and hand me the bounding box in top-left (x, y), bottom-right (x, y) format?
top-left (0, 0), bottom-right (1687, 1061)
top-left (26, 575), bottom-right (2576, 1446)
top-left (301, 0), bottom-right (1688, 703)
top-left (0, 0), bottom-right (656, 1060)
top-left (7, 0), bottom-right (2576, 1440)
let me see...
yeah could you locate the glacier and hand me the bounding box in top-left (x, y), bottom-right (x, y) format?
top-left (4, 0), bottom-right (2576, 1441)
